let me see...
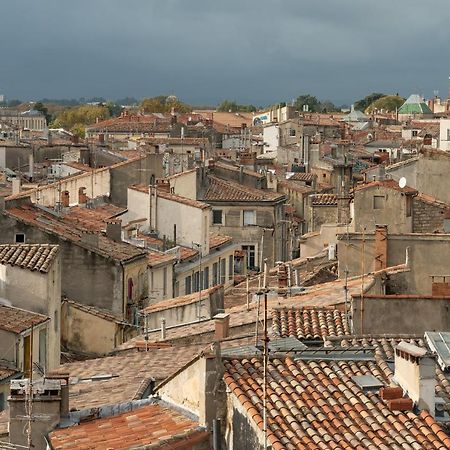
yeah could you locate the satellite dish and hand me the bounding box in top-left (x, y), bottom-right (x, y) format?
top-left (399, 177), bottom-right (407, 188)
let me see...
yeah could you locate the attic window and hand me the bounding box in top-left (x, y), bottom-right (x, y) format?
top-left (15, 233), bottom-right (25, 243)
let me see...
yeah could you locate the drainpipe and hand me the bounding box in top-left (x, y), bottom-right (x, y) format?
top-left (213, 418), bottom-right (221, 450)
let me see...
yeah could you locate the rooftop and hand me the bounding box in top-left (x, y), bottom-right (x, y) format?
top-left (0, 243), bottom-right (59, 273)
top-left (209, 233), bottom-right (233, 249)
top-left (399, 94), bottom-right (433, 115)
top-left (354, 178), bottom-right (418, 195)
top-left (287, 172), bottom-right (316, 182)
top-left (310, 194), bottom-right (338, 206)
top-left (224, 353), bottom-right (450, 450)
top-left (0, 304), bottom-right (49, 334)
top-left (50, 344), bottom-right (206, 411)
top-left (6, 204), bottom-right (146, 263)
top-left (272, 306), bottom-right (350, 340)
top-left (49, 402), bottom-right (206, 450)
top-left (204, 175), bottom-right (285, 203)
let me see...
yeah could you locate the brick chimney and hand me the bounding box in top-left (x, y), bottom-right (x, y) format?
top-left (431, 276), bottom-right (450, 296)
top-left (214, 313), bottom-right (230, 340)
top-left (394, 342), bottom-right (436, 416)
top-left (106, 219), bottom-right (122, 242)
top-left (9, 378), bottom-right (63, 449)
top-left (155, 178), bottom-right (170, 193)
top-left (374, 224), bottom-right (388, 271)
top-left (61, 190), bottom-right (70, 208)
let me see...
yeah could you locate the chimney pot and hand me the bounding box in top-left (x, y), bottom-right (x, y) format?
top-left (106, 219), bottom-right (122, 243)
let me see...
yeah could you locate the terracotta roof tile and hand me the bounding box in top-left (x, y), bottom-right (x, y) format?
top-left (147, 250), bottom-right (177, 268)
top-left (288, 172), bottom-right (316, 182)
top-left (0, 243), bottom-right (59, 273)
top-left (50, 345), bottom-right (205, 411)
top-left (204, 176), bottom-right (285, 202)
top-left (224, 354), bottom-right (450, 450)
top-left (354, 179), bottom-right (418, 195)
top-left (49, 402), bottom-right (207, 450)
top-left (209, 233), bottom-right (233, 249)
top-left (311, 194), bottom-right (338, 206)
top-left (272, 307), bottom-right (350, 340)
top-left (0, 304), bottom-right (49, 334)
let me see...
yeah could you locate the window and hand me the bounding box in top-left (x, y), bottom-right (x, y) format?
top-left (373, 195), bottom-right (385, 210)
top-left (39, 329), bottom-right (47, 370)
top-left (163, 267), bottom-right (167, 297)
top-left (212, 263), bottom-right (219, 285)
top-left (220, 259), bottom-right (226, 284)
top-left (15, 233), bottom-right (25, 243)
top-left (127, 278), bottom-right (134, 301)
top-left (242, 245), bottom-right (256, 269)
top-left (406, 196), bottom-right (412, 217)
top-left (243, 210), bottom-right (256, 226)
top-left (289, 129), bottom-right (296, 137)
top-left (212, 209), bottom-right (223, 225)
top-left (203, 266), bottom-right (210, 289)
top-left (412, 130), bottom-right (418, 137)
top-left (185, 276), bottom-right (192, 295)
top-left (0, 393), bottom-right (4, 412)
top-left (193, 271), bottom-right (200, 292)
top-left (228, 255), bottom-right (234, 280)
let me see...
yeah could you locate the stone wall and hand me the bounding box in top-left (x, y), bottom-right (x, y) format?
top-left (413, 197), bottom-right (448, 233)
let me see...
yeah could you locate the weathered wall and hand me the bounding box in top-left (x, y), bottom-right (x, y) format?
top-left (148, 264), bottom-right (174, 302)
top-left (413, 198), bottom-right (448, 233)
top-left (0, 329), bottom-right (16, 364)
top-left (387, 152), bottom-right (450, 204)
top-left (300, 224), bottom-right (348, 258)
top-left (61, 302), bottom-right (118, 355)
top-left (337, 233), bottom-right (450, 295)
top-left (169, 169), bottom-right (197, 199)
top-left (311, 205), bottom-right (338, 231)
top-left (109, 153), bottom-right (163, 206)
top-left (352, 295), bottom-right (450, 335)
top-left (353, 186), bottom-right (412, 233)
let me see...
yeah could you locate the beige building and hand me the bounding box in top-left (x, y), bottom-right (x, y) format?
top-left (0, 244), bottom-right (61, 370)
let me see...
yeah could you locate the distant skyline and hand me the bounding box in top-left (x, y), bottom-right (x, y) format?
top-left (1, 0), bottom-right (450, 106)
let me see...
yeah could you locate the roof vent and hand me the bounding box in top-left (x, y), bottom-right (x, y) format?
top-left (351, 375), bottom-right (384, 392)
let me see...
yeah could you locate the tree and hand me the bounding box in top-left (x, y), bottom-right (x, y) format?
top-left (353, 93), bottom-right (385, 112)
top-left (366, 95), bottom-right (405, 113)
top-left (140, 96), bottom-right (192, 113)
top-left (51, 104), bottom-right (110, 137)
top-left (294, 95), bottom-right (320, 112)
top-left (33, 102), bottom-right (52, 124)
top-left (217, 100), bottom-right (257, 112)
top-left (105, 101), bottom-right (123, 117)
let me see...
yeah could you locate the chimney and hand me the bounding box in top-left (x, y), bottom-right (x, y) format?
top-left (61, 190), bottom-right (70, 208)
top-left (45, 372), bottom-right (70, 418)
top-left (80, 230), bottom-right (99, 248)
top-left (9, 378), bottom-right (62, 449)
top-left (394, 342), bottom-right (436, 416)
top-left (374, 224), bottom-right (388, 271)
top-left (214, 313), bottom-right (230, 340)
top-left (277, 263), bottom-right (288, 289)
top-left (155, 178), bottom-right (170, 193)
top-left (106, 219), bottom-right (122, 242)
top-left (78, 186), bottom-right (88, 205)
top-left (12, 177), bottom-right (21, 195)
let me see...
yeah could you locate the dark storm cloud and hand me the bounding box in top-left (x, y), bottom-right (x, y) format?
top-left (1, 0), bottom-right (449, 105)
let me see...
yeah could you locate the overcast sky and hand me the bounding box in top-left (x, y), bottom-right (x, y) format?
top-left (1, 0), bottom-right (450, 106)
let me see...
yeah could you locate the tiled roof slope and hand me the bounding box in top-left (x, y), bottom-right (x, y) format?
top-left (49, 402), bottom-right (207, 450)
top-left (0, 244), bottom-right (58, 273)
top-left (0, 304), bottom-right (49, 334)
top-left (204, 175), bottom-right (285, 202)
top-left (272, 307), bottom-right (350, 340)
top-left (50, 344), bottom-right (205, 411)
top-left (354, 178), bottom-right (418, 195)
top-left (288, 172), bottom-right (315, 182)
top-left (224, 355), bottom-right (450, 450)
top-left (310, 194), bottom-right (338, 206)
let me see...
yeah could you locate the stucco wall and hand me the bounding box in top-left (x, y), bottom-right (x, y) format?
top-left (61, 302), bottom-right (118, 355)
top-left (149, 263), bottom-right (174, 302)
top-left (352, 295), bottom-right (450, 335)
top-left (353, 186), bottom-right (413, 233)
top-left (169, 170), bottom-right (197, 199)
top-left (311, 205), bottom-right (338, 232)
top-left (337, 233), bottom-right (450, 295)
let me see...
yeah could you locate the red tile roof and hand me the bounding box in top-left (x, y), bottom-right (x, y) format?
top-left (354, 178), bottom-right (418, 195)
top-left (204, 176), bottom-right (285, 202)
top-left (224, 354), bottom-right (450, 450)
top-left (6, 204), bottom-right (145, 263)
top-left (0, 304), bottom-right (49, 334)
top-left (50, 345), bottom-right (206, 411)
top-left (147, 250), bottom-right (177, 268)
top-left (272, 307), bottom-right (350, 340)
top-left (311, 193), bottom-right (338, 206)
top-left (142, 285), bottom-right (222, 314)
top-left (288, 172), bottom-right (316, 182)
top-left (209, 233), bottom-right (233, 249)
top-left (0, 243), bottom-right (59, 273)
top-left (49, 403), bottom-right (207, 450)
